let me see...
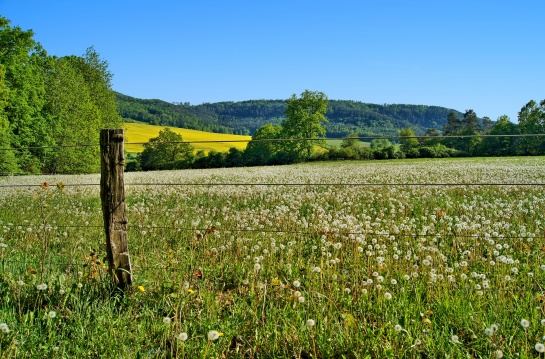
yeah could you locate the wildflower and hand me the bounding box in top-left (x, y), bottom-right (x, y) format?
top-left (254, 263), bottom-right (261, 272)
top-left (176, 333), bottom-right (188, 341)
top-left (0, 323), bottom-right (9, 334)
top-left (384, 292), bottom-right (392, 300)
top-left (344, 288), bottom-right (351, 294)
top-left (394, 324), bottom-right (402, 332)
top-left (541, 319), bottom-right (545, 326)
top-left (293, 280), bottom-right (301, 288)
top-left (182, 282), bottom-right (190, 290)
top-left (306, 319), bottom-right (315, 327)
top-left (17, 280), bottom-right (24, 286)
top-left (521, 318), bottom-right (530, 328)
top-left (36, 283), bottom-right (47, 291)
top-left (484, 327), bottom-right (494, 337)
top-left (77, 283), bottom-right (83, 289)
top-left (312, 267), bottom-right (321, 273)
top-left (298, 296), bottom-right (305, 303)
top-left (59, 289), bottom-right (65, 295)
top-left (207, 330), bottom-right (223, 341)
top-left (494, 350), bottom-right (503, 358)
top-left (48, 311), bottom-right (56, 318)
top-left (451, 335), bottom-right (460, 343)
top-left (294, 291), bottom-right (302, 298)
top-left (163, 317), bottom-right (171, 324)
top-left (137, 286), bottom-right (145, 292)
top-left (535, 343), bottom-right (545, 353)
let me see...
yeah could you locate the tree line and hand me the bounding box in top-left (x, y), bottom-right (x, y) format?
top-left (129, 93), bottom-right (545, 172)
top-left (0, 16), bottom-right (121, 174)
top-left (117, 94), bottom-right (463, 139)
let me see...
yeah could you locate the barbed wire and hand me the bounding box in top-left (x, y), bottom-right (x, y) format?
top-left (1, 133), bottom-right (544, 152)
top-left (1, 182), bottom-right (545, 189)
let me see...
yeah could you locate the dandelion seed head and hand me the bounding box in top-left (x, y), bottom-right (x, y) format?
top-left (306, 319), bottom-right (315, 327)
top-left (176, 332), bottom-right (188, 341)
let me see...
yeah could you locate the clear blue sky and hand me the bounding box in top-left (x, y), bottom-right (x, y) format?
top-left (1, 0), bottom-right (543, 121)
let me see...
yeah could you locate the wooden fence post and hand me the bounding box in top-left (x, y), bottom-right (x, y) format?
top-left (100, 129), bottom-right (132, 290)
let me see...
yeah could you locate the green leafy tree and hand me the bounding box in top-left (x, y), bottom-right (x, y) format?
top-left (281, 90), bottom-right (328, 161)
top-left (244, 123), bottom-right (283, 165)
top-left (0, 64), bottom-right (18, 173)
top-left (139, 128), bottom-right (194, 170)
top-left (43, 56), bottom-right (102, 173)
top-left (340, 132), bottom-right (361, 149)
top-left (398, 127), bottom-right (420, 158)
top-left (477, 115), bottom-right (518, 156)
top-left (0, 16), bottom-right (52, 172)
top-left (517, 99), bottom-right (545, 155)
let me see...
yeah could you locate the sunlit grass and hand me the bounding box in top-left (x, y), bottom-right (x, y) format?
top-left (1, 157), bottom-right (545, 357)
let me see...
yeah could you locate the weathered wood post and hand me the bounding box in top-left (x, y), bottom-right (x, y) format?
top-left (100, 129), bottom-right (132, 290)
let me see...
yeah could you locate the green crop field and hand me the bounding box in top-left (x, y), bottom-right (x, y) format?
top-left (1, 157), bottom-right (545, 358)
top-left (124, 122), bottom-right (251, 153)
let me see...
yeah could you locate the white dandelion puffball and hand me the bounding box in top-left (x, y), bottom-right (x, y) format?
top-left (176, 332), bottom-right (188, 341)
top-left (163, 317), bottom-right (171, 324)
top-left (394, 324), bottom-right (402, 332)
top-left (521, 318), bottom-right (530, 328)
top-left (535, 343), bottom-right (545, 353)
top-left (48, 311), bottom-right (56, 318)
top-left (36, 283), bottom-right (47, 291)
top-left (306, 319), bottom-right (315, 327)
top-left (208, 330), bottom-right (220, 341)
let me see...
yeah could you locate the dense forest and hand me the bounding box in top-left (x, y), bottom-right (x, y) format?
top-left (116, 93), bottom-right (464, 137)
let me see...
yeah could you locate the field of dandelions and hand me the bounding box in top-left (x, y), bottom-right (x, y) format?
top-left (1, 156), bottom-right (545, 358)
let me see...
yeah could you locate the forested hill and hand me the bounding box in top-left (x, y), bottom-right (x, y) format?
top-left (116, 92), bottom-right (463, 137)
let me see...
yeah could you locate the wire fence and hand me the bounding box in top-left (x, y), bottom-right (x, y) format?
top-left (1, 135), bottom-right (544, 294)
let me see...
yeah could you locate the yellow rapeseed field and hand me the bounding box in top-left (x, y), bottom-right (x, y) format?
top-left (124, 122), bottom-right (251, 153)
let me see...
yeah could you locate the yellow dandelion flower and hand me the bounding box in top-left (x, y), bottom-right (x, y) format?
top-left (187, 289), bottom-right (195, 294)
top-left (137, 286), bottom-right (145, 292)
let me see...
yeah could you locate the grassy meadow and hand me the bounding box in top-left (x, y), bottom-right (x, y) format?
top-left (1, 157), bottom-right (545, 358)
top-left (124, 122), bottom-right (251, 153)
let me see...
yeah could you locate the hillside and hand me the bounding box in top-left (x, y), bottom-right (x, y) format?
top-left (124, 122), bottom-right (250, 153)
top-left (116, 92), bottom-right (464, 137)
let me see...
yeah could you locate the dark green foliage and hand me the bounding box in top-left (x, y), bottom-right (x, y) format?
top-left (0, 16), bottom-right (122, 174)
top-left (138, 128), bottom-right (194, 171)
top-left (117, 93), bottom-right (462, 138)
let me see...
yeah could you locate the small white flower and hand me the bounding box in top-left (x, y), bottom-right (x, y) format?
top-left (0, 323), bottom-right (9, 334)
top-left (312, 267), bottom-right (321, 273)
top-left (293, 280), bottom-right (301, 288)
top-left (384, 292), bottom-right (392, 300)
top-left (344, 288), bottom-right (351, 294)
top-left (494, 350), bottom-right (503, 358)
top-left (176, 332), bottom-right (188, 341)
top-left (484, 327), bottom-right (493, 337)
top-left (535, 343), bottom-right (545, 353)
top-left (48, 311), bottom-right (56, 318)
top-left (521, 318), bottom-right (530, 328)
top-left (394, 324), bottom-right (402, 332)
top-left (17, 280), bottom-right (24, 286)
top-left (306, 319), bottom-right (315, 327)
top-left (254, 263), bottom-right (261, 272)
top-left (36, 283), bottom-right (47, 291)
top-left (59, 289), bottom-right (65, 295)
top-left (163, 317), bottom-right (171, 324)
top-left (451, 335), bottom-right (460, 343)
top-left (298, 296), bottom-right (305, 303)
top-left (77, 283), bottom-right (83, 289)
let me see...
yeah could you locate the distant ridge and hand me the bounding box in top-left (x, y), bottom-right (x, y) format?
top-left (116, 92), bottom-right (463, 137)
